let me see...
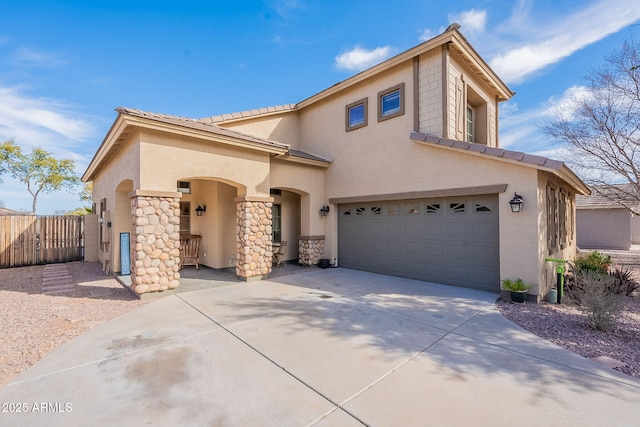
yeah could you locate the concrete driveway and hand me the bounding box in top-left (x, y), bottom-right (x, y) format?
top-left (1, 269), bottom-right (639, 426)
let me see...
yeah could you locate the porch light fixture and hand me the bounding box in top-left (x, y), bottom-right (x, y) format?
top-left (195, 205), bottom-right (206, 216)
top-left (320, 205), bottom-right (330, 216)
top-left (509, 193), bottom-right (524, 213)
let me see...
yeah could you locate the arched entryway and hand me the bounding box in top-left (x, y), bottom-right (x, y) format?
top-left (113, 179), bottom-right (133, 274)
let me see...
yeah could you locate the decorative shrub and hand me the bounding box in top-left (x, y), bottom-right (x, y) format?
top-left (573, 250), bottom-right (611, 274)
top-left (608, 266), bottom-right (640, 296)
top-left (567, 270), bottom-right (621, 330)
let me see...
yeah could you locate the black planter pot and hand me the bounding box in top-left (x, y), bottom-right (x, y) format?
top-left (318, 259), bottom-right (331, 269)
top-left (510, 291), bottom-right (527, 303)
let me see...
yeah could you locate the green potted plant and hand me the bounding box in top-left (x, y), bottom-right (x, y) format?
top-left (501, 278), bottom-right (530, 303)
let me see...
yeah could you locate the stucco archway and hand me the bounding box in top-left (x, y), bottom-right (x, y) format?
top-left (113, 179), bottom-right (133, 274)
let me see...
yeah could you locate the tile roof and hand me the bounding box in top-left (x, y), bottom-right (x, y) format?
top-left (116, 107), bottom-right (290, 150)
top-left (410, 132), bottom-right (564, 169)
top-left (576, 184), bottom-right (639, 209)
top-left (410, 131), bottom-right (589, 195)
top-left (287, 149), bottom-right (330, 163)
top-left (199, 104), bottom-right (297, 124)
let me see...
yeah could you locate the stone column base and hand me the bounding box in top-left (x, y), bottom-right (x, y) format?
top-left (130, 191), bottom-right (181, 295)
top-left (236, 198), bottom-right (273, 281)
top-left (298, 235), bottom-right (325, 265)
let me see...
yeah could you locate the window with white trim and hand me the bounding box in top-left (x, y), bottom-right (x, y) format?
top-left (466, 105), bottom-right (475, 142)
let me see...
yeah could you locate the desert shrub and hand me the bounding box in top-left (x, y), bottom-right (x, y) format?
top-left (570, 270), bottom-right (621, 330)
top-left (573, 250), bottom-right (611, 274)
top-left (501, 278), bottom-right (530, 292)
top-left (608, 266), bottom-right (640, 296)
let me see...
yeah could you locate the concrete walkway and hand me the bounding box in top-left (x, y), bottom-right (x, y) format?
top-left (1, 269), bottom-right (639, 426)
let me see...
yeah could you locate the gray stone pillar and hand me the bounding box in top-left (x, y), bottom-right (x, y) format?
top-left (130, 190), bottom-right (181, 294)
top-left (236, 197), bottom-right (273, 281)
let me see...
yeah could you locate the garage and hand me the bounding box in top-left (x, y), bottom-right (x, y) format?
top-left (338, 195), bottom-right (500, 291)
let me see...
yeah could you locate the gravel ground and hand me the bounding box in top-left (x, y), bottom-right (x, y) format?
top-left (0, 262), bottom-right (149, 387)
top-left (497, 249), bottom-right (640, 381)
top-left (1, 253), bottom-right (639, 388)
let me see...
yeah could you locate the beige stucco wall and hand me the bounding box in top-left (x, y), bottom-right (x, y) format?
top-left (270, 159), bottom-right (326, 237)
top-left (138, 129), bottom-right (271, 198)
top-left (270, 190), bottom-right (301, 262)
top-left (577, 208), bottom-right (631, 250)
top-left (184, 180), bottom-right (238, 269)
top-left (537, 173), bottom-right (579, 299)
top-left (91, 134), bottom-right (141, 269)
top-left (216, 113), bottom-right (301, 148)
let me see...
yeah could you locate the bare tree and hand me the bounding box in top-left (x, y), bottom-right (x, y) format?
top-left (545, 36), bottom-right (640, 213)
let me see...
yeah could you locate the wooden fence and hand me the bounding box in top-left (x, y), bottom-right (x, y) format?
top-left (0, 215), bottom-right (85, 268)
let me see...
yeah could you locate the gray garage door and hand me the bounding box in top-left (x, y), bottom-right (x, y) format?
top-left (338, 195), bottom-right (499, 291)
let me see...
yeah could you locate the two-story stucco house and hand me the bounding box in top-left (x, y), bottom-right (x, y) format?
top-left (83, 25), bottom-right (589, 300)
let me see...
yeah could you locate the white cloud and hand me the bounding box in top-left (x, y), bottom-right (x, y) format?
top-left (335, 45), bottom-right (393, 72)
top-left (489, 0), bottom-right (640, 84)
top-left (0, 87), bottom-right (98, 214)
top-left (266, 0), bottom-right (306, 19)
top-left (13, 47), bottom-right (67, 67)
top-left (419, 28), bottom-right (436, 42)
top-left (450, 9), bottom-right (487, 34)
top-left (0, 87), bottom-right (95, 143)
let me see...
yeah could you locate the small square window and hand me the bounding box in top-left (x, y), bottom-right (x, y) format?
top-left (345, 98), bottom-right (368, 131)
top-left (378, 83), bottom-right (405, 122)
top-left (177, 181), bottom-right (191, 194)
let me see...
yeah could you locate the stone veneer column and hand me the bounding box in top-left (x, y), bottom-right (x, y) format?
top-left (298, 235), bottom-right (325, 265)
top-left (130, 190), bottom-right (182, 294)
top-left (236, 197), bottom-right (273, 281)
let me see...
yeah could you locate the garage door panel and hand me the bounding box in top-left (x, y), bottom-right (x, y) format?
top-left (424, 242), bottom-right (445, 257)
top-left (338, 195), bottom-right (499, 291)
top-left (446, 243), bottom-right (472, 260)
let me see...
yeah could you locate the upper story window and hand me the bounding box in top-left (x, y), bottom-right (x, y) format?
top-left (345, 98), bottom-right (368, 131)
top-left (378, 83), bottom-right (405, 122)
top-left (466, 105), bottom-right (475, 142)
top-left (465, 85), bottom-right (487, 145)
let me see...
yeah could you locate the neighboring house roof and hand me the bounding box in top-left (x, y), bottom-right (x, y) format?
top-left (409, 131), bottom-right (591, 195)
top-left (576, 184), bottom-right (639, 209)
top-left (0, 207), bottom-right (30, 215)
top-left (83, 107), bottom-right (330, 182)
top-left (200, 24), bottom-right (514, 126)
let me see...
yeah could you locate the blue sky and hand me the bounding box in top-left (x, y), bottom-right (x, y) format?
top-left (1, 0), bottom-right (640, 214)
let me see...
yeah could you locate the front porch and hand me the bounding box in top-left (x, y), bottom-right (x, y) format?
top-left (117, 260), bottom-right (317, 299)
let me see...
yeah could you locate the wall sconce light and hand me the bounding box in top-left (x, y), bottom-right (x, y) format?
top-left (320, 205), bottom-right (330, 216)
top-left (195, 205), bottom-right (206, 216)
top-left (509, 193), bottom-right (524, 213)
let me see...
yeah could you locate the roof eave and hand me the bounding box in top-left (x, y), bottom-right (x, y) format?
top-left (83, 112), bottom-right (290, 182)
top-left (273, 154), bottom-right (331, 168)
top-left (410, 132), bottom-right (590, 195)
top-left (82, 113), bottom-right (128, 182)
top-left (122, 114), bottom-right (289, 155)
